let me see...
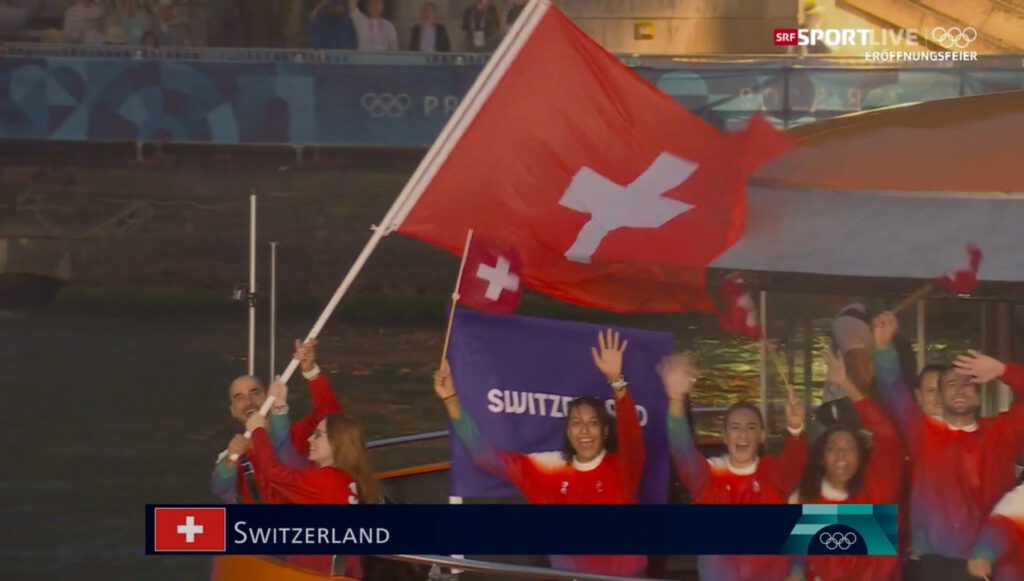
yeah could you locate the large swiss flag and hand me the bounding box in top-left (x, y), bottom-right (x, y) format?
top-left (390, 1), bottom-right (790, 313)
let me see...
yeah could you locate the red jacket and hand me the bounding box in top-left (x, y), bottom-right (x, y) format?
top-left (249, 427), bottom-right (361, 577)
top-left (668, 407), bottom-right (808, 581)
top-left (795, 398), bottom-right (903, 581)
top-left (875, 350), bottom-right (1024, 559)
top-left (451, 391), bottom-right (647, 576)
top-left (972, 484), bottom-right (1024, 581)
top-left (212, 372), bottom-right (342, 505)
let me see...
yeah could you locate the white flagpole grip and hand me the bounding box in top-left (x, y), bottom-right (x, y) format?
top-left (226, 224), bottom-right (389, 461)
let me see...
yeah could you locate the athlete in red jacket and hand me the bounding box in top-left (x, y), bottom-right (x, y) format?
top-left (661, 352), bottom-right (808, 581)
top-left (211, 339), bottom-right (342, 504)
top-left (246, 389), bottom-right (381, 578)
top-left (787, 349), bottom-right (904, 581)
top-left (872, 312), bottom-right (1024, 581)
top-left (435, 329), bottom-right (647, 577)
top-left (967, 483), bottom-right (1024, 581)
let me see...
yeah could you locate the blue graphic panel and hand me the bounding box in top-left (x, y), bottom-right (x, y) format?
top-left (0, 56), bottom-right (1017, 146)
top-left (782, 504), bottom-right (899, 556)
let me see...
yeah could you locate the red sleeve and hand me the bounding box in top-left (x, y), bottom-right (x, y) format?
top-left (290, 372), bottom-right (343, 457)
top-left (250, 428), bottom-right (347, 504)
top-left (612, 391), bottom-right (645, 500)
top-left (766, 430), bottom-right (807, 495)
top-left (856, 398), bottom-right (905, 502)
top-left (498, 453), bottom-right (558, 504)
top-left (985, 363), bottom-right (1024, 461)
top-left (1003, 363), bottom-right (1024, 399)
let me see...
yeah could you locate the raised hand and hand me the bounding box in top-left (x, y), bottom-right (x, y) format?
top-left (591, 328), bottom-right (629, 382)
top-left (268, 377), bottom-right (289, 407)
top-left (785, 386), bottom-right (806, 431)
top-left (659, 353), bottom-right (697, 401)
top-left (294, 338), bottom-right (318, 373)
top-left (825, 349), bottom-right (863, 401)
top-left (954, 350), bottom-right (1006, 384)
top-left (433, 361), bottom-right (456, 400)
top-left (872, 311), bottom-right (898, 349)
top-left (245, 412), bottom-right (268, 434)
top-left (966, 556), bottom-right (993, 579)
top-left (227, 434), bottom-right (249, 459)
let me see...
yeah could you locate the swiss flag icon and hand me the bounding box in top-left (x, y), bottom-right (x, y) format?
top-left (458, 235), bottom-right (523, 315)
top-left (153, 508), bottom-right (226, 552)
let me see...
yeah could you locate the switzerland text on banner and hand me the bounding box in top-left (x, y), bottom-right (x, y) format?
top-left (446, 308), bottom-right (673, 503)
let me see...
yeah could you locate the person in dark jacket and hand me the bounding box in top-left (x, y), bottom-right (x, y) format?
top-left (308, 0), bottom-right (357, 50)
top-left (461, 0), bottom-right (498, 52)
top-left (409, 2), bottom-right (450, 52)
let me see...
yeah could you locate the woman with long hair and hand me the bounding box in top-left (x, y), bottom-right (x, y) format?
top-left (785, 350), bottom-right (904, 581)
top-left (660, 352), bottom-right (807, 581)
top-left (246, 380), bottom-right (380, 578)
top-left (433, 329), bottom-right (647, 577)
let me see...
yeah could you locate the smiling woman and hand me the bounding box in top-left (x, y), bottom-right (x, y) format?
top-left (661, 352), bottom-right (808, 581)
top-left (432, 328), bottom-right (648, 577)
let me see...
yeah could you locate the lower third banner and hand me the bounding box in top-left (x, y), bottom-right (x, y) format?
top-left (146, 504), bottom-right (898, 556)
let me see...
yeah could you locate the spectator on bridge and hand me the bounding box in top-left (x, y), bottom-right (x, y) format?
top-left (409, 2), bottom-right (449, 53)
top-left (62, 0), bottom-right (105, 44)
top-left (506, 0), bottom-right (526, 28)
top-left (105, 0), bottom-right (153, 45)
top-left (461, 0), bottom-right (498, 52)
top-left (154, 0), bottom-right (188, 46)
top-left (350, 0), bottom-right (398, 52)
top-left (308, 0), bottom-right (357, 50)
top-left (141, 29), bottom-right (158, 48)
top-left (206, 0), bottom-right (244, 47)
top-left (409, 1), bottom-right (450, 52)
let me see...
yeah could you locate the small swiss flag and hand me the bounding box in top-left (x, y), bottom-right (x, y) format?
top-left (934, 244), bottom-right (983, 294)
top-left (457, 235), bottom-right (523, 314)
top-left (719, 275), bottom-right (763, 340)
top-left (153, 508), bottom-right (226, 552)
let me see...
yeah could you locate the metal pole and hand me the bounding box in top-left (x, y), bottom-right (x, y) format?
top-left (269, 241), bottom-right (279, 381)
top-left (759, 290), bottom-right (768, 422)
top-left (248, 193), bottom-right (257, 377)
top-left (916, 299), bottom-right (926, 372)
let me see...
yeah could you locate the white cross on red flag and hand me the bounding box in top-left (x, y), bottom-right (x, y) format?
top-left (719, 276), bottom-right (763, 340)
top-left (389, 0), bottom-right (791, 313)
top-left (458, 235), bottom-right (523, 314)
top-left (153, 507), bottom-right (226, 552)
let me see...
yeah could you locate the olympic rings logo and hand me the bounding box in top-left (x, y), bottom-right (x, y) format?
top-left (360, 93), bottom-right (411, 118)
top-left (931, 27), bottom-right (978, 49)
top-left (818, 531), bottom-right (858, 551)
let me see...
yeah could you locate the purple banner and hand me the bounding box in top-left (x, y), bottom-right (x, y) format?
top-left (447, 309), bottom-right (673, 503)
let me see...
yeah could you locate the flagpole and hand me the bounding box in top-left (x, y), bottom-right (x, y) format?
top-left (226, 2), bottom-right (551, 463)
top-left (893, 282), bottom-right (934, 314)
top-left (442, 230), bottom-right (475, 576)
top-left (248, 193), bottom-right (257, 376)
top-left (385, 0), bottom-right (550, 231)
top-left (767, 341), bottom-right (792, 389)
top-left (229, 217), bottom-right (398, 460)
top-left (440, 229), bottom-right (475, 366)
top-left (226, 5), bottom-right (553, 464)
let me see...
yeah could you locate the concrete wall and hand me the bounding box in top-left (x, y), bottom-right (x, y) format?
top-left (390, 0), bottom-right (799, 55)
